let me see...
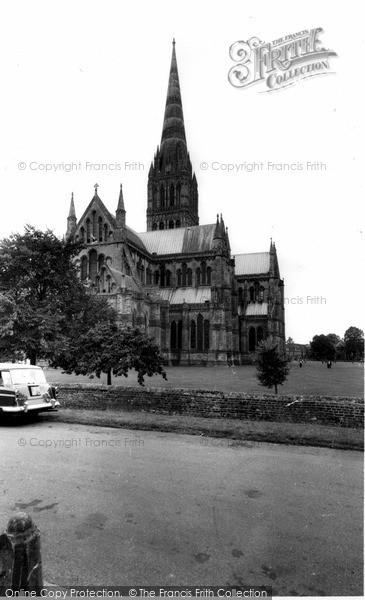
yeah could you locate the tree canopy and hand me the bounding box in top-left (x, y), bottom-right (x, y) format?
top-left (51, 321), bottom-right (167, 386)
top-left (0, 225), bottom-right (113, 364)
top-left (344, 327), bottom-right (364, 360)
top-left (256, 339), bottom-right (290, 394)
top-left (309, 334), bottom-right (336, 361)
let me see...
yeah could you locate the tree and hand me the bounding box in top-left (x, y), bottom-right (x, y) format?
top-left (0, 225), bottom-right (113, 364)
top-left (256, 339), bottom-right (290, 394)
top-left (286, 337), bottom-right (295, 358)
top-left (309, 334), bottom-right (336, 361)
top-left (344, 327), bottom-right (364, 361)
top-left (52, 322), bottom-right (167, 386)
top-left (334, 339), bottom-right (346, 361)
top-left (327, 333), bottom-right (341, 347)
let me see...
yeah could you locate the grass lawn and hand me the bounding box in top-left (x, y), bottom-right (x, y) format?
top-left (36, 409), bottom-right (363, 451)
top-left (45, 360), bottom-right (364, 397)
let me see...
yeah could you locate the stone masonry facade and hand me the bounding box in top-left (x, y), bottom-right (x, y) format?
top-left (65, 42), bottom-right (285, 365)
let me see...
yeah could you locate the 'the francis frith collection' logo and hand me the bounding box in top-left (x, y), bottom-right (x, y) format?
top-left (228, 28), bottom-right (337, 92)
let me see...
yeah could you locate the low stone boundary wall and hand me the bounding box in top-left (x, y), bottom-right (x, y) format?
top-left (56, 384), bottom-right (364, 429)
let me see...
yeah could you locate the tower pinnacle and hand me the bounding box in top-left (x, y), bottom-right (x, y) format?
top-left (66, 192), bottom-right (77, 238)
top-left (116, 183), bottom-right (126, 228)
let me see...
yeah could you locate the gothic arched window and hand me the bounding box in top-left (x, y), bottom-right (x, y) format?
top-left (92, 211), bottom-right (97, 239)
top-left (182, 263), bottom-right (187, 287)
top-left (169, 221), bottom-right (174, 229)
top-left (177, 269), bottom-right (182, 286)
top-left (160, 186), bottom-right (165, 208)
top-left (98, 254), bottom-right (105, 271)
top-left (176, 185), bottom-right (181, 204)
top-left (154, 270), bottom-right (160, 285)
top-left (249, 287), bottom-right (255, 302)
top-left (89, 250), bottom-right (97, 280)
top-left (100, 268), bottom-right (106, 292)
top-left (103, 224), bottom-right (108, 242)
top-left (86, 219), bottom-right (91, 243)
top-left (207, 266), bottom-right (212, 285)
top-left (177, 320), bottom-right (183, 349)
top-left (197, 314), bottom-right (204, 351)
top-left (81, 256), bottom-right (87, 280)
top-left (204, 319), bottom-right (210, 350)
top-left (196, 268), bottom-right (201, 285)
top-left (201, 262), bottom-right (207, 285)
top-left (80, 227), bottom-right (85, 243)
top-left (259, 286), bottom-right (265, 302)
top-left (152, 223), bottom-right (157, 231)
top-left (159, 222), bottom-right (164, 230)
top-left (170, 184), bottom-right (175, 206)
top-left (160, 266), bottom-right (165, 288)
top-left (170, 321), bottom-right (177, 350)
top-left (249, 327), bottom-right (256, 351)
top-left (176, 220), bottom-right (181, 228)
top-left (165, 270), bottom-right (171, 287)
top-left (187, 268), bottom-right (192, 286)
top-left (98, 217), bottom-right (103, 242)
top-left (190, 320), bottom-right (196, 349)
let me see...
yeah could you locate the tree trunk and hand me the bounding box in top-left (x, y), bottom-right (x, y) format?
top-left (275, 383), bottom-right (278, 394)
top-left (107, 369), bottom-right (112, 386)
top-left (29, 352), bottom-right (37, 366)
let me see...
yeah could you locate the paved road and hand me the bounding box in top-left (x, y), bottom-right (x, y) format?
top-left (0, 418), bottom-right (363, 596)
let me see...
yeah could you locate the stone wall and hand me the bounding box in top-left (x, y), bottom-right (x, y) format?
top-left (57, 385), bottom-right (364, 429)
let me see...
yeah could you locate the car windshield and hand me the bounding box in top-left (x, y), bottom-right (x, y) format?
top-left (9, 369), bottom-right (47, 385)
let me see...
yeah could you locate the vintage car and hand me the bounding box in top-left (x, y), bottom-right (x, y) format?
top-left (0, 363), bottom-right (59, 415)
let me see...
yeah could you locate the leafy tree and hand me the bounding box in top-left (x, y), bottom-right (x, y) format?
top-left (344, 326), bottom-right (364, 360)
top-left (256, 339), bottom-right (290, 394)
top-left (335, 339), bottom-right (346, 361)
top-left (0, 225), bottom-right (113, 364)
top-left (52, 322), bottom-right (167, 386)
top-left (327, 333), bottom-right (341, 347)
top-left (309, 334), bottom-right (336, 361)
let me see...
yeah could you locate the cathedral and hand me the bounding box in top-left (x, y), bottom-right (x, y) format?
top-left (66, 41), bottom-right (285, 365)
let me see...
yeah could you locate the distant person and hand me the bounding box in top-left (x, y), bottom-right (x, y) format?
top-left (327, 360), bottom-right (332, 369)
top-left (299, 359), bottom-right (303, 368)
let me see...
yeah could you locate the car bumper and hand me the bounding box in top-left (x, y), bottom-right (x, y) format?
top-left (0, 400), bottom-right (60, 413)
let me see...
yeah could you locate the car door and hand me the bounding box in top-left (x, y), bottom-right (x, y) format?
top-left (0, 370), bottom-right (16, 407)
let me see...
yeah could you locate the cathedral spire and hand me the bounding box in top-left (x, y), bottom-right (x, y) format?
top-left (116, 183), bottom-right (126, 228)
top-left (161, 39), bottom-right (186, 146)
top-left (146, 41), bottom-right (198, 231)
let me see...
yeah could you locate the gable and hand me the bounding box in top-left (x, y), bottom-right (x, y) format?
top-left (74, 195), bottom-right (116, 240)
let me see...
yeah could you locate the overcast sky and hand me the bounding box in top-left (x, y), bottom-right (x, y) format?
top-left (1, 1), bottom-right (363, 344)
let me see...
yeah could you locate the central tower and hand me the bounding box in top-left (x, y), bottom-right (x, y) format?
top-left (146, 40), bottom-right (199, 231)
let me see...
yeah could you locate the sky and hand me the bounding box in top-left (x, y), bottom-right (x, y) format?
top-left (1, 0), bottom-right (363, 344)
